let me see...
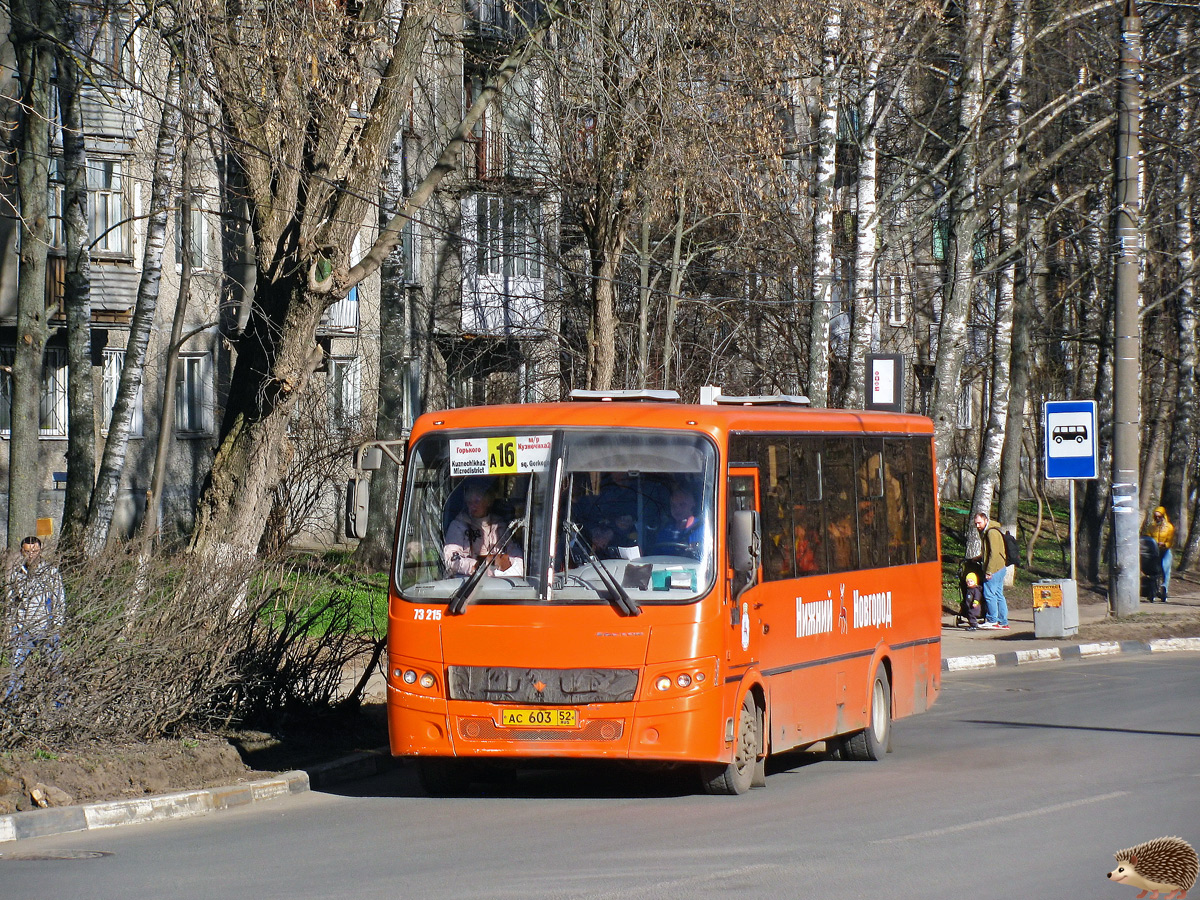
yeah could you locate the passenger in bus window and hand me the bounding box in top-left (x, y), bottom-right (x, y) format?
top-left (652, 485), bottom-right (703, 557)
top-left (793, 522), bottom-right (819, 574)
top-left (443, 477), bottom-right (524, 577)
top-left (828, 513), bottom-right (856, 570)
top-left (578, 472), bottom-right (669, 551)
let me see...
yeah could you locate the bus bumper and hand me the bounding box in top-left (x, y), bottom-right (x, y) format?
top-left (387, 684), bottom-right (729, 763)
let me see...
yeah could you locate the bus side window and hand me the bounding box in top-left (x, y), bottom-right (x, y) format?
top-left (911, 437), bottom-right (939, 563)
top-left (790, 436), bottom-right (827, 575)
top-left (823, 438), bottom-right (858, 573)
top-left (731, 435), bottom-right (793, 581)
top-left (884, 440), bottom-right (914, 565)
top-left (857, 439), bottom-right (888, 570)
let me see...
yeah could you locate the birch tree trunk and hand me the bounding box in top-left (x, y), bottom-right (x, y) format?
top-left (931, 0), bottom-right (988, 488)
top-left (970, 0), bottom-right (1027, 521)
top-left (636, 217), bottom-right (652, 389)
top-left (1160, 22), bottom-right (1197, 555)
top-left (998, 200), bottom-right (1039, 531)
top-left (142, 129), bottom-right (192, 541)
top-left (806, 3), bottom-right (841, 408)
top-left (81, 66), bottom-right (181, 556)
top-left (660, 193), bottom-right (688, 390)
top-left (58, 25), bottom-right (95, 545)
top-left (843, 22), bottom-right (879, 411)
top-left (1080, 194), bottom-right (1116, 582)
top-left (7, 0), bottom-right (55, 547)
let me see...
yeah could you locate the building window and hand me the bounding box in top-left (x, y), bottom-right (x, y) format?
top-left (48, 157), bottom-right (65, 250)
top-left (175, 353), bottom-right (213, 434)
top-left (477, 194), bottom-right (541, 279)
top-left (77, 2), bottom-right (133, 83)
top-left (932, 219), bottom-right (949, 263)
top-left (102, 349), bottom-right (143, 436)
top-left (88, 159), bottom-right (129, 254)
top-left (329, 357), bottom-right (361, 430)
top-left (0, 348), bottom-right (68, 438)
top-left (320, 234), bottom-right (361, 333)
top-left (174, 202), bottom-right (207, 270)
top-left (956, 380), bottom-right (974, 430)
top-left (885, 274), bottom-right (907, 326)
top-left (400, 218), bottom-right (419, 284)
top-left (477, 195), bottom-right (503, 276)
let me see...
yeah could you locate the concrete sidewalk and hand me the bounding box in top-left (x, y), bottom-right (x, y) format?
top-left (941, 576), bottom-right (1200, 671)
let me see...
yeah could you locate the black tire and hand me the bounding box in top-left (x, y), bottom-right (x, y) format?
top-left (842, 669), bottom-right (892, 761)
top-left (417, 758), bottom-right (474, 797)
top-left (700, 694), bottom-right (760, 795)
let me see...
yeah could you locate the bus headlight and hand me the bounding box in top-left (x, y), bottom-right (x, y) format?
top-left (646, 658), bottom-right (717, 697)
top-left (403, 669), bottom-right (418, 684)
top-left (419, 673), bottom-right (436, 689)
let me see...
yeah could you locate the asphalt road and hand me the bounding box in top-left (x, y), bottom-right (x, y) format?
top-left (4, 654), bottom-right (1199, 900)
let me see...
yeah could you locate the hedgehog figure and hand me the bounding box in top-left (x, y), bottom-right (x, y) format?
top-left (1108, 837), bottom-right (1198, 900)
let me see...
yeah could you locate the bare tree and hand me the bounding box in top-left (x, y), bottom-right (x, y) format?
top-left (57, 0), bottom-right (96, 544)
top-left (6, 0), bottom-right (56, 546)
top-left (806, 3), bottom-right (842, 408)
top-left (175, 0), bottom-right (563, 558)
top-left (80, 62), bottom-right (180, 555)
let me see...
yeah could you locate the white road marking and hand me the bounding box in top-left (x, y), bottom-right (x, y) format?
top-left (872, 791), bottom-right (1129, 844)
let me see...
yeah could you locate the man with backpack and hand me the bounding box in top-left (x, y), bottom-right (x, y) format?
top-left (973, 512), bottom-right (1010, 630)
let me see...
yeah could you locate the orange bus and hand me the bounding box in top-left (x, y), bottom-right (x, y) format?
top-left (386, 389), bottom-right (941, 794)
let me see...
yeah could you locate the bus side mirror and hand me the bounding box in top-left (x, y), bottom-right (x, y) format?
top-left (730, 509), bottom-right (760, 587)
top-left (346, 476), bottom-right (370, 539)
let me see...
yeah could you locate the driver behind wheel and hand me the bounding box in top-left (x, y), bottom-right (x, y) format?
top-left (652, 485), bottom-right (702, 557)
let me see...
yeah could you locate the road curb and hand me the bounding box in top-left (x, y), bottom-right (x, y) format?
top-left (0, 748), bottom-right (395, 846)
top-left (942, 635), bottom-right (1200, 671)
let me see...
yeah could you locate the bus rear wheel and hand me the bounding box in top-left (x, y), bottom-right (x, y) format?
top-left (842, 669), bottom-right (891, 761)
top-left (700, 694), bottom-right (760, 795)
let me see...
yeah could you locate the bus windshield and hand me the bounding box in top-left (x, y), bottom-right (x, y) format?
top-left (396, 429), bottom-right (718, 607)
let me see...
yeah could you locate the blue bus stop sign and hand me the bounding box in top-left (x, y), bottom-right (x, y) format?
top-left (1044, 400), bottom-right (1098, 480)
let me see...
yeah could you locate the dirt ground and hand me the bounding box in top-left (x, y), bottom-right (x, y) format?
top-left (0, 703), bottom-right (389, 816)
top-left (4, 591), bottom-right (1199, 816)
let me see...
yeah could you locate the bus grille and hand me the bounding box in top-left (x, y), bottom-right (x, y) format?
top-left (457, 718), bottom-right (625, 742)
top-left (447, 666), bottom-right (638, 703)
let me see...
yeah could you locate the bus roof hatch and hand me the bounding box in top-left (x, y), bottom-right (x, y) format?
top-left (569, 389), bottom-right (681, 402)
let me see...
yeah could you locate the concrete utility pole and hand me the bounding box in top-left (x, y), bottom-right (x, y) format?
top-left (1110, 0), bottom-right (1142, 616)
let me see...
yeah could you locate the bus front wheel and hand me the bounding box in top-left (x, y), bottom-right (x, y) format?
top-left (842, 669), bottom-right (892, 761)
top-left (700, 694), bottom-right (760, 795)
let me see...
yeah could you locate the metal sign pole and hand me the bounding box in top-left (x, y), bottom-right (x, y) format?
top-left (1070, 479), bottom-right (1077, 584)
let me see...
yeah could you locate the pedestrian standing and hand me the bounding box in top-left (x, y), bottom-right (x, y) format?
top-left (1144, 506), bottom-right (1175, 601)
top-left (973, 512), bottom-right (1010, 630)
top-left (4, 536), bottom-right (66, 698)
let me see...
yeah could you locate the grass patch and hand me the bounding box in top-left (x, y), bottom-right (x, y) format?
top-left (940, 498), bottom-right (1077, 609)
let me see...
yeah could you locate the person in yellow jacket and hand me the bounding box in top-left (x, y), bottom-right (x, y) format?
top-left (1144, 506), bottom-right (1175, 601)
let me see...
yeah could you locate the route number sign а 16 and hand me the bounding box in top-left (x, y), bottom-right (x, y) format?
top-left (450, 435), bottom-right (553, 477)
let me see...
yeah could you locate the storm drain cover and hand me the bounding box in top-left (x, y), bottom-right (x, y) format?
top-left (1, 849), bottom-right (112, 860)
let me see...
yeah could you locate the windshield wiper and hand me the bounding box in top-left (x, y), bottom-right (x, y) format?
top-left (446, 518), bottom-right (521, 616)
top-left (565, 521), bottom-right (641, 617)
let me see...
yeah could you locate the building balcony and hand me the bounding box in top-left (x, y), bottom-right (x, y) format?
top-left (464, 0), bottom-right (546, 44)
top-left (466, 132), bottom-right (550, 183)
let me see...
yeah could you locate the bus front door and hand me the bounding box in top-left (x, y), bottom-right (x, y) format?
top-left (725, 469), bottom-right (763, 709)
